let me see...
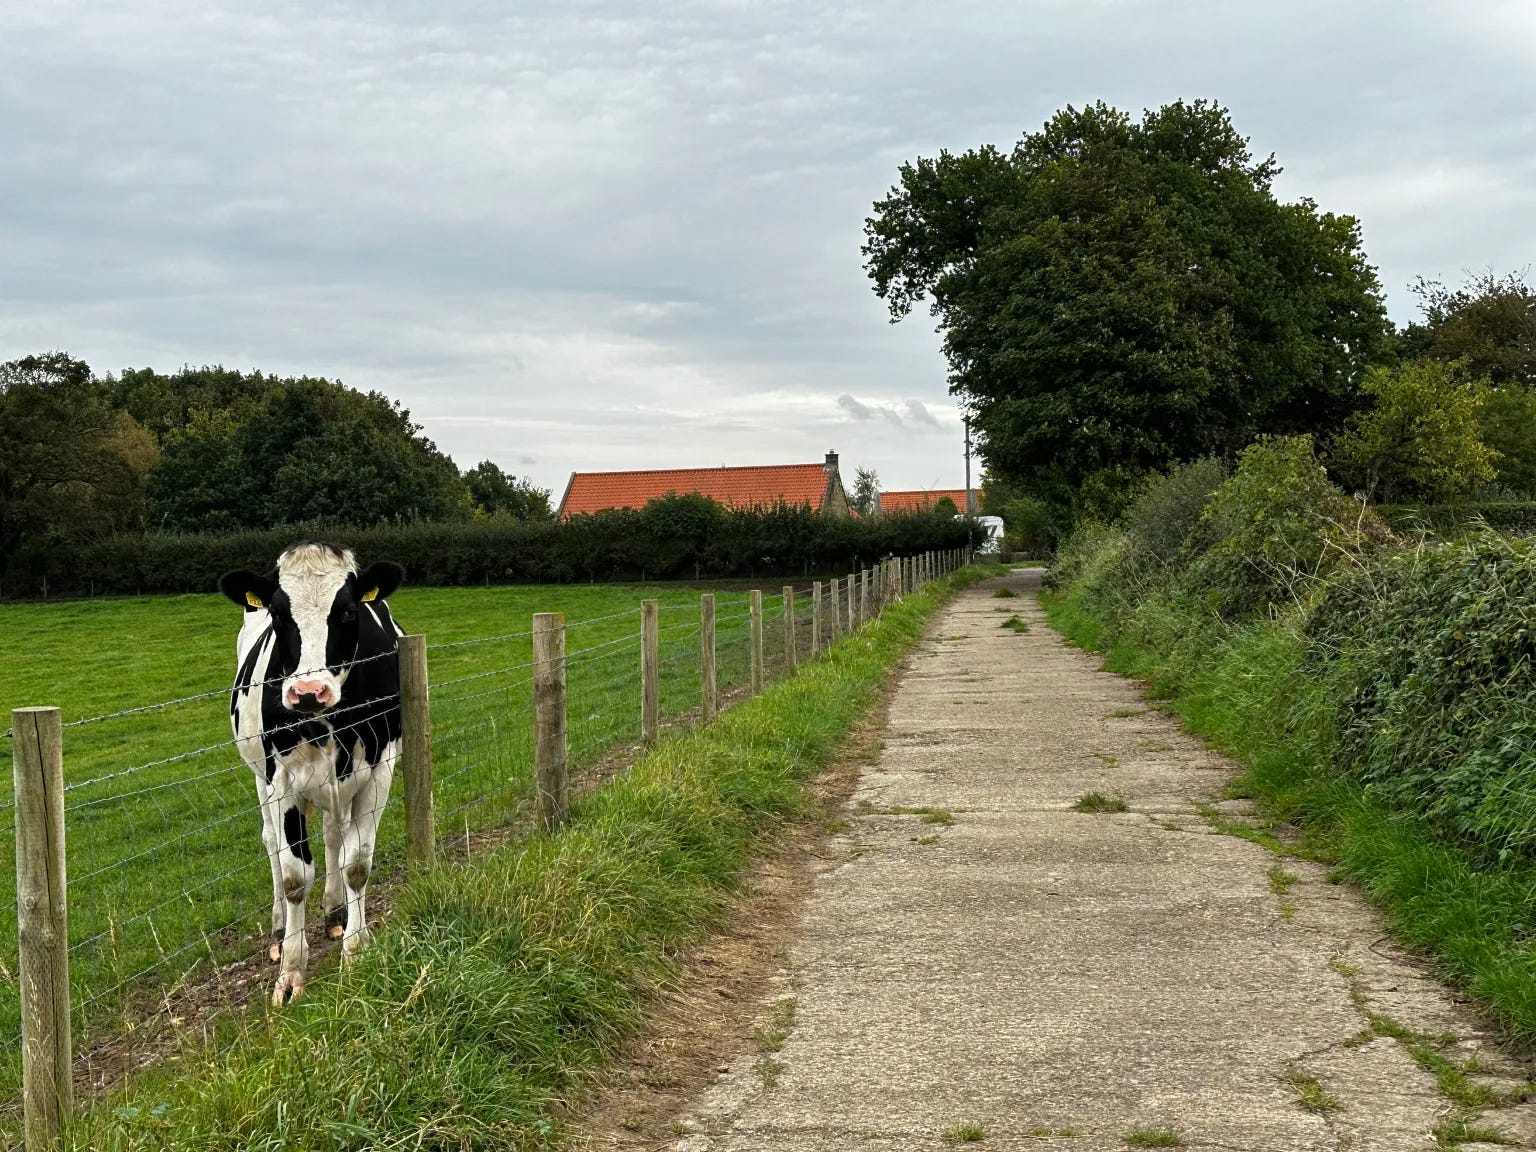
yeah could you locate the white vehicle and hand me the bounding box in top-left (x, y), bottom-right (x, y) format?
top-left (965, 514), bottom-right (1005, 554)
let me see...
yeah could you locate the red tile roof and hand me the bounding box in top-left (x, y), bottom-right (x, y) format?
top-left (880, 488), bottom-right (975, 514)
top-left (559, 463), bottom-right (836, 518)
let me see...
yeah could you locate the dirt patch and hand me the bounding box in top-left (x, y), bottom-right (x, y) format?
top-left (563, 668), bottom-right (900, 1149)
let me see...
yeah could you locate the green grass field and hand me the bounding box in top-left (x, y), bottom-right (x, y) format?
top-left (0, 578), bottom-right (828, 1101)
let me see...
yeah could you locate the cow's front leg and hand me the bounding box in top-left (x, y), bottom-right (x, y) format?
top-left (340, 751), bottom-right (396, 963)
top-left (252, 775), bottom-right (285, 963)
top-left (270, 791), bottom-right (314, 1004)
top-left (320, 807), bottom-right (347, 940)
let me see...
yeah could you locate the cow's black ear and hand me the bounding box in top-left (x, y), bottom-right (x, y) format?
top-left (356, 561), bottom-right (404, 604)
top-left (219, 570), bottom-right (278, 611)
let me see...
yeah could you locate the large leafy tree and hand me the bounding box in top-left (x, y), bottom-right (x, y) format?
top-left (464, 460), bottom-right (553, 521)
top-left (864, 100), bottom-right (1391, 517)
top-left (1396, 271), bottom-right (1536, 496)
top-left (0, 353), bottom-right (157, 582)
top-left (136, 369), bottom-right (470, 531)
top-left (1402, 270), bottom-right (1536, 387)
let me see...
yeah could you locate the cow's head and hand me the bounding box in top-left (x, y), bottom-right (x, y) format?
top-left (219, 544), bottom-right (404, 716)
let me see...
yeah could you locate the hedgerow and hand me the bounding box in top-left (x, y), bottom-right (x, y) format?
top-left (1044, 436), bottom-right (1536, 1037)
top-left (3, 497), bottom-right (981, 599)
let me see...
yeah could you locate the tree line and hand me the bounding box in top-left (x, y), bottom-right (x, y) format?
top-left (0, 354), bottom-right (551, 587)
top-left (865, 99), bottom-right (1536, 535)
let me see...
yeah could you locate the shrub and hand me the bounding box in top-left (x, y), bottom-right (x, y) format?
top-left (1307, 534), bottom-right (1536, 860)
top-left (1118, 457), bottom-right (1229, 594)
top-left (1187, 436), bottom-right (1387, 620)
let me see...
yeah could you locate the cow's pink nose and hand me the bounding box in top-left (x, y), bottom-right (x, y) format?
top-left (288, 680), bottom-right (334, 708)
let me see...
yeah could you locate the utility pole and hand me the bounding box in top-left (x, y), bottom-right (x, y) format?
top-left (963, 416), bottom-right (975, 516)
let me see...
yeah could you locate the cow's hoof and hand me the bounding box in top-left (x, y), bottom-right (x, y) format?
top-left (325, 907), bottom-right (346, 941)
top-left (340, 929), bottom-right (370, 967)
top-left (271, 971), bottom-right (306, 1006)
top-left (267, 939), bottom-right (282, 964)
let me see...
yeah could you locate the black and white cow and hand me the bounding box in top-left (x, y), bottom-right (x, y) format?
top-left (218, 543), bottom-right (405, 1004)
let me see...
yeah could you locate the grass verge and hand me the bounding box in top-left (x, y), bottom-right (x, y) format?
top-left (1042, 586), bottom-right (1536, 1045)
top-left (60, 568), bottom-right (992, 1150)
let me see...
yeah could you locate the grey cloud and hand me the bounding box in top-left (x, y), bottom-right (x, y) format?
top-left (837, 393), bottom-right (875, 421)
top-left (905, 399), bottom-right (941, 428)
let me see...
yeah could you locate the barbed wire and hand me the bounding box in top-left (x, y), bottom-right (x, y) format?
top-left (48, 648), bottom-right (401, 735)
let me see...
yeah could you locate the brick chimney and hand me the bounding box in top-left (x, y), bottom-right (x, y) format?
top-left (824, 450), bottom-right (838, 473)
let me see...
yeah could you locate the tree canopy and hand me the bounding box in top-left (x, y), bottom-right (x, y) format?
top-left (0, 353), bottom-right (157, 585)
top-left (1401, 271), bottom-right (1536, 387)
top-left (465, 461), bottom-right (553, 521)
top-left (864, 100), bottom-right (1391, 518)
top-left (127, 367), bottom-right (470, 532)
top-left (0, 355), bottom-right (553, 589)
top-left (1329, 360), bottom-right (1496, 504)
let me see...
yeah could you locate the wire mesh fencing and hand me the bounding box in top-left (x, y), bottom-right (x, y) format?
top-left (0, 547), bottom-right (969, 1135)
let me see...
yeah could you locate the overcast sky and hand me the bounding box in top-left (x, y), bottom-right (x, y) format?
top-left (3, 1), bottom-right (1533, 497)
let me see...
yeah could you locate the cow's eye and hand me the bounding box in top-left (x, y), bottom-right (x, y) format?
top-left (341, 606), bottom-right (357, 622)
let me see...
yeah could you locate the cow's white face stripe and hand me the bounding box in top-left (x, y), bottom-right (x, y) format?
top-left (276, 545), bottom-right (356, 706)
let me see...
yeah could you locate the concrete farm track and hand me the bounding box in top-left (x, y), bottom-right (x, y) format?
top-left (657, 569), bottom-right (1536, 1151)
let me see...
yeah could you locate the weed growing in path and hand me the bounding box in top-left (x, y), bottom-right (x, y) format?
top-left (881, 805), bottom-right (955, 826)
top-left (1074, 792), bottom-right (1129, 813)
top-left (1125, 1128), bottom-right (1182, 1147)
top-left (1432, 1117), bottom-right (1514, 1148)
top-left (1267, 867), bottom-right (1301, 895)
top-left (993, 587), bottom-right (1018, 598)
top-left (1109, 707), bottom-right (1144, 718)
top-left (1280, 1067), bottom-right (1340, 1114)
top-left (754, 999), bottom-right (796, 1054)
top-left (1000, 615), bottom-right (1030, 632)
top-left (755, 1057), bottom-right (785, 1089)
top-left (941, 1121), bottom-right (987, 1143)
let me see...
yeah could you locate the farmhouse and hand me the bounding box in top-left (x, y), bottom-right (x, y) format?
top-left (558, 451), bottom-right (852, 518)
top-left (877, 488), bottom-right (978, 515)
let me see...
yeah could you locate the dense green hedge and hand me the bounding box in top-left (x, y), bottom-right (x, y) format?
top-left (1049, 442), bottom-right (1536, 861)
top-left (2, 497), bottom-right (981, 598)
top-left (1045, 440), bottom-right (1536, 1038)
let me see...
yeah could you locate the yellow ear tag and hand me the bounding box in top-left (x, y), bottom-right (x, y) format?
top-left (360, 587), bottom-right (379, 603)
top-left (245, 591), bottom-right (264, 609)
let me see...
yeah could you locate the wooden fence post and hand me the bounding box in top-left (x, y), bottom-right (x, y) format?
top-left (782, 586), bottom-right (796, 673)
top-left (861, 568), bottom-right (870, 625)
top-left (12, 706), bottom-right (70, 1150)
top-left (829, 577), bottom-right (841, 641)
top-left (397, 635), bottom-right (435, 870)
top-left (641, 599), bottom-right (659, 745)
top-left (811, 581), bottom-right (822, 657)
top-left (533, 613), bottom-right (568, 831)
top-left (700, 594), bottom-right (717, 723)
top-left (750, 590), bottom-right (764, 695)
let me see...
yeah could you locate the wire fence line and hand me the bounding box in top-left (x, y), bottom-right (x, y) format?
top-left (1, 548), bottom-right (969, 1139)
